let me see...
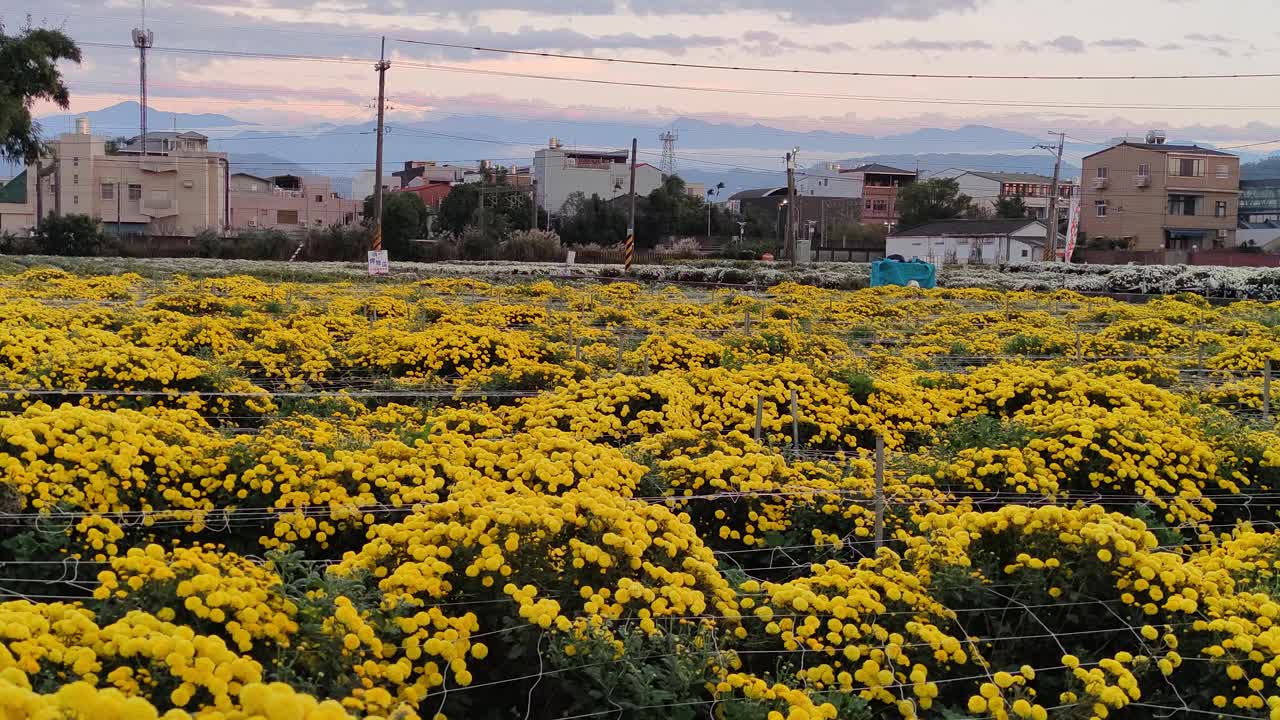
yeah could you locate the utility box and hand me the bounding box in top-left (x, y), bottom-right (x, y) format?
top-left (794, 237), bottom-right (813, 264)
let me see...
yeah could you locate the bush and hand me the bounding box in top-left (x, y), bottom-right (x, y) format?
top-left (301, 226), bottom-right (370, 262)
top-left (32, 214), bottom-right (105, 256)
top-left (459, 224), bottom-right (499, 260)
top-left (0, 230), bottom-right (38, 255)
top-left (196, 229), bottom-right (294, 260)
top-left (501, 229), bottom-right (564, 262)
top-left (657, 238), bottom-right (704, 260)
top-left (570, 243), bottom-right (626, 264)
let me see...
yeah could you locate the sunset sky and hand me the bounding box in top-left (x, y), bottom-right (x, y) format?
top-left (10, 0), bottom-right (1280, 150)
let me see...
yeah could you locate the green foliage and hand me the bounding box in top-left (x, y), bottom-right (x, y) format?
top-left (938, 415), bottom-right (1039, 455)
top-left (32, 213), bottom-right (105, 256)
top-left (196, 229), bottom-right (293, 260)
top-left (896, 178), bottom-right (975, 229)
top-left (833, 369), bottom-right (876, 403)
top-left (994, 195), bottom-right (1029, 218)
top-left (822, 222), bottom-right (887, 250)
top-left (0, 26), bottom-right (82, 163)
top-left (437, 183), bottom-right (536, 237)
top-left (0, 230), bottom-right (38, 254)
top-left (301, 225), bottom-right (370, 261)
top-left (362, 191), bottom-right (430, 260)
top-left (556, 192), bottom-right (628, 247)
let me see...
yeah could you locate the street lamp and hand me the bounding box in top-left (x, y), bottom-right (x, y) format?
top-left (776, 199), bottom-right (788, 247)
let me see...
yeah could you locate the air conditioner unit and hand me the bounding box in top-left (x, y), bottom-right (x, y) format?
top-left (1092, 177), bottom-right (1109, 190)
top-left (1217, 229), bottom-right (1228, 238)
top-left (247, 218), bottom-right (258, 228)
top-left (1134, 175), bottom-right (1150, 188)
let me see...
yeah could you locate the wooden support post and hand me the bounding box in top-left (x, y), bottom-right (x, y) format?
top-left (874, 434), bottom-right (886, 550)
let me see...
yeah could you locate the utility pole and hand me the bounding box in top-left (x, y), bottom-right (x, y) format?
top-left (785, 150), bottom-right (797, 265)
top-left (371, 36), bottom-right (390, 253)
top-left (1038, 132), bottom-right (1066, 261)
top-left (132, 2), bottom-right (153, 158)
top-left (626, 138), bottom-right (637, 273)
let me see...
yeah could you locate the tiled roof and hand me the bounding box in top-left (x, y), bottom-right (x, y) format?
top-left (893, 217), bottom-right (1046, 238)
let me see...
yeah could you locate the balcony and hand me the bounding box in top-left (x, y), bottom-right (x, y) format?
top-left (1134, 175), bottom-right (1151, 188)
top-left (1092, 177), bottom-right (1109, 190)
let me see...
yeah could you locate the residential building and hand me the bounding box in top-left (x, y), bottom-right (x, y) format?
top-left (839, 163), bottom-right (917, 227)
top-left (1079, 133), bottom-right (1240, 251)
top-left (353, 169), bottom-right (396, 203)
top-left (397, 183), bottom-right (454, 210)
top-left (1239, 179), bottom-right (1280, 224)
top-left (797, 163), bottom-right (861, 199)
top-left (37, 118), bottom-right (228, 236)
top-left (0, 171), bottom-right (37, 235)
top-left (533, 139), bottom-right (662, 215)
top-left (229, 173), bottom-right (359, 231)
top-left (1238, 220), bottom-right (1280, 251)
top-left (684, 182), bottom-right (707, 200)
top-left (888, 218), bottom-right (1051, 265)
top-left (932, 170), bottom-right (1077, 220)
top-left (394, 161), bottom-right (474, 188)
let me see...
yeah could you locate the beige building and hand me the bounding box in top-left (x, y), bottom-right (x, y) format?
top-left (229, 173), bottom-right (360, 231)
top-left (1079, 135), bottom-right (1239, 251)
top-left (36, 118), bottom-right (228, 236)
top-left (0, 171), bottom-right (38, 235)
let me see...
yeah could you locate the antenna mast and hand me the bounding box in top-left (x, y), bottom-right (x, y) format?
top-left (131, 0), bottom-right (154, 155)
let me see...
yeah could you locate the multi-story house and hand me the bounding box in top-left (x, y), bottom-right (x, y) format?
top-left (1079, 132), bottom-right (1240, 251)
top-left (933, 170), bottom-right (1077, 220)
top-left (1239, 179), bottom-right (1280, 224)
top-left (35, 118), bottom-right (228, 236)
top-left (797, 163), bottom-right (861, 199)
top-left (0, 171), bottom-right (38, 235)
top-left (228, 173), bottom-right (360, 231)
top-left (394, 161), bottom-right (475, 188)
top-left (838, 163), bottom-right (917, 227)
top-left (533, 139), bottom-right (662, 215)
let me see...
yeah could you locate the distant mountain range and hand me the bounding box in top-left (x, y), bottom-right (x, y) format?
top-left (34, 101), bottom-right (1267, 199)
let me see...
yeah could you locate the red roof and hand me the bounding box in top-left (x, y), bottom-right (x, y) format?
top-left (397, 183), bottom-right (453, 209)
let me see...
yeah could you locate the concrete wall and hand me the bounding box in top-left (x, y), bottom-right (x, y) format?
top-left (0, 172), bottom-right (37, 235)
top-left (889, 231), bottom-right (1047, 264)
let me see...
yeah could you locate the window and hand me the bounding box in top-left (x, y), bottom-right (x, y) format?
top-left (1021, 248), bottom-right (1029, 258)
top-left (128, 184), bottom-right (142, 201)
top-left (1096, 167), bottom-right (1108, 178)
top-left (871, 199), bottom-right (888, 213)
top-left (72, 174), bottom-right (79, 185)
top-left (1216, 200), bottom-right (1228, 217)
top-left (864, 199), bottom-right (873, 210)
top-left (1168, 157), bottom-right (1205, 177)
top-left (1216, 164), bottom-right (1230, 179)
top-left (315, 194), bottom-right (324, 203)
top-left (101, 183), bottom-right (114, 200)
top-left (1138, 163), bottom-right (1150, 177)
top-left (1168, 194), bottom-right (1199, 216)
top-left (73, 157), bottom-right (79, 167)
top-left (1095, 200), bottom-right (1108, 217)
top-left (277, 209), bottom-right (299, 225)
top-left (182, 180), bottom-right (194, 189)
top-left (72, 194), bottom-right (78, 205)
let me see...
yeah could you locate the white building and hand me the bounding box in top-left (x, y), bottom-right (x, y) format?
top-left (797, 162), bottom-right (860, 198)
top-left (888, 218), bottom-right (1051, 265)
top-left (533, 139), bottom-right (663, 214)
top-left (352, 169), bottom-right (396, 203)
top-left (931, 170), bottom-right (1078, 220)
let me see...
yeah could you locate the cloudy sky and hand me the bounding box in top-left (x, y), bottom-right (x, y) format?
top-left (10, 0), bottom-right (1280, 149)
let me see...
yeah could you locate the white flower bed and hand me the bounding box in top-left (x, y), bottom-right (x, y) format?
top-left (8, 255), bottom-right (1280, 299)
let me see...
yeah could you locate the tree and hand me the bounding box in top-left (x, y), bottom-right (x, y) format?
top-left (0, 26), bottom-right (81, 163)
top-left (994, 196), bottom-right (1029, 219)
top-left (438, 183), bottom-right (537, 238)
top-left (556, 192), bottom-right (627, 246)
top-left (362, 192), bottom-right (429, 259)
top-left (32, 213), bottom-right (104, 256)
top-left (896, 178), bottom-right (975, 229)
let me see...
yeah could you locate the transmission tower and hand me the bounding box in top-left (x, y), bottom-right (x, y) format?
top-left (132, 0), bottom-right (154, 154)
top-left (658, 131), bottom-right (678, 176)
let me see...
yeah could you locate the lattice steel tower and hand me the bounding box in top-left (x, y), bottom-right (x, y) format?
top-left (658, 131), bottom-right (678, 176)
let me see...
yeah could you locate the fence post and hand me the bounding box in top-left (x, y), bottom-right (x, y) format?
top-left (643, 354), bottom-right (651, 375)
top-left (744, 308), bottom-right (751, 334)
top-left (874, 434), bottom-right (886, 550)
top-left (616, 332), bottom-right (624, 373)
top-left (1265, 359), bottom-right (1273, 421)
top-left (754, 396), bottom-right (763, 443)
top-left (1075, 333), bottom-right (1082, 361)
top-left (573, 338), bottom-right (580, 362)
top-left (790, 388), bottom-right (800, 454)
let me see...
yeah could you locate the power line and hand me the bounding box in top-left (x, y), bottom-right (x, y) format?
top-left (392, 38), bottom-right (1280, 82)
top-left (76, 41), bottom-right (1280, 112)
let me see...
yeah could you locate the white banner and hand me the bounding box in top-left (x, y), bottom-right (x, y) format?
top-left (1063, 196), bottom-right (1081, 262)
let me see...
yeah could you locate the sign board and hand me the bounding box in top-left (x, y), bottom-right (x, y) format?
top-left (565, 250), bottom-right (576, 266)
top-left (367, 250), bottom-right (389, 276)
top-left (1063, 197), bottom-right (1082, 262)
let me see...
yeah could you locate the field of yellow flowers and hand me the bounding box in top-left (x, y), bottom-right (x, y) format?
top-left (4, 266), bottom-right (1280, 720)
